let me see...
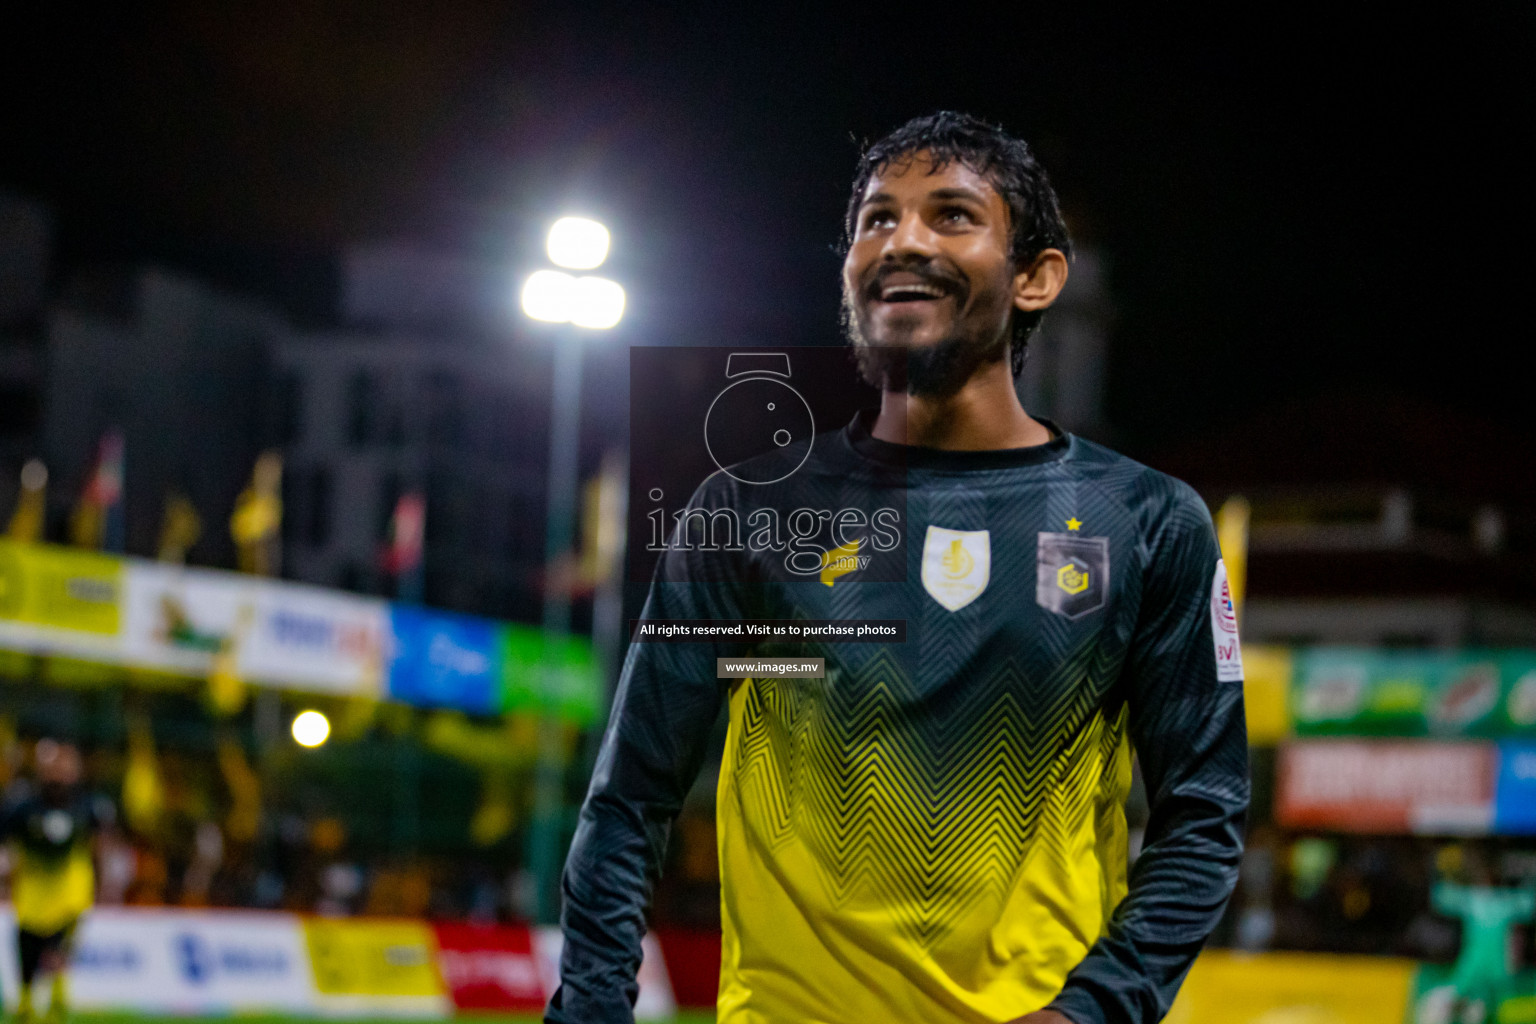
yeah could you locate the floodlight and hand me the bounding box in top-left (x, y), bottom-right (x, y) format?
top-left (521, 269), bottom-right (577, 322)
top-left (570, 276), bottom-right (626, 329)
top-left (546, 217), bottom-right (610, 270)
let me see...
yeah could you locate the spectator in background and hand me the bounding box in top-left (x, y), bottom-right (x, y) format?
top-left (0, 740), bottom-right (116, 1024)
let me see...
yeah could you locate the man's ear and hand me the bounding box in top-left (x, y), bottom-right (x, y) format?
top-left (1012, 248), bottom-right (1069, 313)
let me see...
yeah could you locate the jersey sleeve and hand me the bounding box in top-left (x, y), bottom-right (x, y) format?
top-left (547, 479), bottom-right (754, 1024)
top-left (1049, 483), bottom-right (1249, 1024)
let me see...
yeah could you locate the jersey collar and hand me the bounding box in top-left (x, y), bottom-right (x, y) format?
top-left (844, 408), bottom-right (1071, 472)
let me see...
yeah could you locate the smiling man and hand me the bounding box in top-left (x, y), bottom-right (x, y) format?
top-left (550, 112), bottom-right (1249, 1024)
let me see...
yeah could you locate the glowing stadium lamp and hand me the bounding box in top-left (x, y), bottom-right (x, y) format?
top-left (546, 216), bottom-right (610, 269)
top-left (521, 271), bottom-right (626, 329)
top-left (522, 269), bottom-right (578, 322)
top-left (291, 710), bottom-right (331, 748)
top-left (569, 276), bottom-right (626, 329)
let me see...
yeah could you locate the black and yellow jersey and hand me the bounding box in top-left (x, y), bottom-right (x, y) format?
top-left (551, 411), bottom-right (1249, 1024)
top-left (1, 789), bottom-right (113, 934)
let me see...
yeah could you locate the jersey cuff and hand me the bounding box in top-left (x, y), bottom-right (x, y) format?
top-left (1047, 985), bottom-right (1111, 1024)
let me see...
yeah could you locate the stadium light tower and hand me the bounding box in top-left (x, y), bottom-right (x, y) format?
top-left (520, 215), bottom-right (624, 924)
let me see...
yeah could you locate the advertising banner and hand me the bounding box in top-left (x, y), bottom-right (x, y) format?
top-left (122, 563), bottom-right (386, 695)
top-left (432, 922), bottom-right (546, 1012)
top-left (303, 916), bottom-right (450, 1018)
top-left (1494, 740), bottom-right (1536, 835)
top-left (0, 540), bottom-right (123, 659)
top-left (654, 929), bottom-right (722, 1008)
top-left (241, 580), bottom-right (387, 695)
top-left (1242, 643), bottom-right (1293, 745)
top-left (0, 907), bottom-right (316, 1016)
top-left (500, 623), bottom-right (601, 724)
top-left (1277, 740), bottom-right (1497, 834)
top-left (1165, 950), bottom-right (1416, 1024)
top-left (1292, 647), bottom-right (1536, 738)
top-left (532, 926), bottom-right (675, 1020)
top-left (386, 606), bottom-right (502, 715)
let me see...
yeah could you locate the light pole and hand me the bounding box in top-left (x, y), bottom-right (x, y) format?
top-left (520, 216), bottom-right (625, 924)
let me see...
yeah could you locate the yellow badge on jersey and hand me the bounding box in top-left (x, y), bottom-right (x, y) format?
top-left (921, 526), bottom-right (990, 611)
top-left (819, 537), bottom-right (865, 587)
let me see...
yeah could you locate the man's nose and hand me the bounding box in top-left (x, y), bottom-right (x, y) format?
top-left (882, 210), bottom-right (940, 260)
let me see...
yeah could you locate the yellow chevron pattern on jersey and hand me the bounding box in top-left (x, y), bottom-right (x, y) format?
top-left (716, 644), bottom-right (1134, 1022)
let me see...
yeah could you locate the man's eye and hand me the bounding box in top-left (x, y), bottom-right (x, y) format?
top-left (863, 210), bottom-right (895, 230)
top-left (940, 207), bottom-right (974, 225)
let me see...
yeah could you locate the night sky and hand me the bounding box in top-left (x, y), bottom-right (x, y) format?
top-left (5, 4), bottom-right (1532, 485)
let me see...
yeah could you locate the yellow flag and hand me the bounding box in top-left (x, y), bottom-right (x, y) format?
top-left (217, 737), bottom-right (262, 844)
top-left (6, 460), bottom-right (47, 543)
top-left (123, 717), bottom-right (164, 835)
top-left (207, 607), bottom-right (253, 717)
top-left (1215, 496), bottom-right (1250, 617)
top-left (158, 492), bottom-right (202, 563)
top-left (231, 451), bottom-right (283, 575)
top-left (470, 771), bottom-right (516, 847)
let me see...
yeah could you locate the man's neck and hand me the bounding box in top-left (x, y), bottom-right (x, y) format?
top-left (872, 358), bottom-right (1053, 450)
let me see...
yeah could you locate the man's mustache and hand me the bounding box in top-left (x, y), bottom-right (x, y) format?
top-left (861, 260), bottom-right (968, 302)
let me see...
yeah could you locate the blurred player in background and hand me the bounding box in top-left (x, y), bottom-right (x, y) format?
top-left (1, 740), bottom-right (115, 1024)
top-left (551, 112), bottom-right (1248, 1023)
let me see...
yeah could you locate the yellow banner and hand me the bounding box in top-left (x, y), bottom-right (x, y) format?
top-left (1167, 950), bottom-right (1415, 1024)
top-left (302, 917), bottom-right (446, 998)
top-left (1243, 643), bottom-right (1294, 745)
top-left (0, 540), bottom-right (123, 634)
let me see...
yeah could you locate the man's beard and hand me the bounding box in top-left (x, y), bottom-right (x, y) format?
top-left (842, 289), bottom-right (1011, 399)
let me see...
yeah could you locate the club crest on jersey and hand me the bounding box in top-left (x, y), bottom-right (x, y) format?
top-left (921, 526), bottom-right (990, 612)
top-left (1037, 532), bottom-right (1109, 619)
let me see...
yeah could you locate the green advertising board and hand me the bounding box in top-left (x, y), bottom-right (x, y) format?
top-left (498, 623), bottom-right (602, 725)
top-left (1293, 648), bottom-right (1536, 738)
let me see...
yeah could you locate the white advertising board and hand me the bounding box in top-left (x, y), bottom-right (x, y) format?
top-left (241, 578), bottom-right (388, 696)
top-left (0, 907), bottom-right (316, 1015)
top-left (122, 563), bottom-right (386, 696)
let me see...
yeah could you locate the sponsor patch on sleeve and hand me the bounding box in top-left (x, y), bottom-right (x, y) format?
top-left (1210, 559), bottom-right (1244, 682)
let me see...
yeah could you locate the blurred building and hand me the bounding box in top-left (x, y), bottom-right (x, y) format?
top-left (273, 331), bottom-right (553, 621)
top-left (41, 267), bottom-right (285, 563)
top-left (1158, 392), bottom-right (1536, 645)
top-left (1017, 247), bottom-right (1111, 441)
top-left (0, 189), bottom-right (51, 468)
top-left (273, 239), bottom-right (637, 621)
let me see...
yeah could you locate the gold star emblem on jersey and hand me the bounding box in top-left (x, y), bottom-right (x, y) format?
top-left (1065, 517), bottom-right (1082, 531)
top-left (1057, 562), bottom-right (1090, 595)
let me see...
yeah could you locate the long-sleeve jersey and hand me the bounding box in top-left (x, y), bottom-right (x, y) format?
top-left (549, 410), bottom-right (1249, 1024)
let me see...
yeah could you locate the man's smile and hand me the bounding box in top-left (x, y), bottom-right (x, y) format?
top-left (865, 266), bottom-right (965, 312)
